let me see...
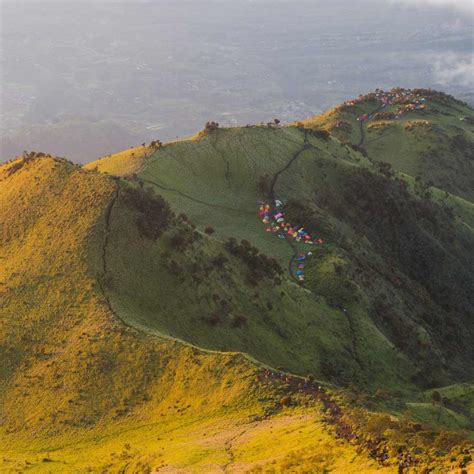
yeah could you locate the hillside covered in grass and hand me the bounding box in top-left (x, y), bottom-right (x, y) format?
top-left (2, 89), bottom-right (474, 472)
top-left (89, 89), bottom-right (474, 391)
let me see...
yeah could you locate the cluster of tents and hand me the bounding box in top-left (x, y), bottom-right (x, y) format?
top-left (258, 200), bottom-right (323, 246)
top-left (258, 199), bottom-right (323, 283)
top-left (346, 89), bottom-right (429, 123)
top-left (295, 251), bottom-right (313, 284)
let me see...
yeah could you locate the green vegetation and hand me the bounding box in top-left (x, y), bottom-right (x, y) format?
top-left (2, 89), bottom-right (474, 471)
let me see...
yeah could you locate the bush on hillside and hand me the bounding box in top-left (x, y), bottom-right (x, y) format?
top-left (231, 314), bottom-right (247, 328)
top-left (257, 174), bottom-right (271, 197)
top-left (348, 143), bottom-right (368, 157)
top-left (150, 139), bottom-right (162, 149)
top-left (280, 396), bottom-right (292, 407)
top-left (212, 254), bottom-right (228, 267)
top-left (375, 161), bottom-right (395, 179)
top-left (204, 121), bottom-right (219, 131)
top-left (224, 237), bottom-right (282, 285)
top-left (165, 258), bottom-right (183, 276)
top-left (311, 129), bottom-right (331, 140)
top-left (202, 312), bottom-right (222, 326)
top-left (169, 228), bottom-right (195, 251)
top-left (121, 187), bottom-right (174, 240)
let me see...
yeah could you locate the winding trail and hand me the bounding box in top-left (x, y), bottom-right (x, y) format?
top-left (268, 129), bottom-right (312, 282)
top-left (268, 134), bottom-right (311, 202)
top-left (211, 132), bottom-right (232, 189)
top-left (140, 177), bottom-right (252, 214)
top-left (98, 183), bottom-right (120, 315)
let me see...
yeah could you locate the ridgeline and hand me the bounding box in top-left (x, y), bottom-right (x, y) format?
top-left (2, 88), bottom-right (473, 472)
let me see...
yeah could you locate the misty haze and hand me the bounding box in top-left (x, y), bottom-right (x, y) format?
top-left (1, 0), bottom-right (472, 163)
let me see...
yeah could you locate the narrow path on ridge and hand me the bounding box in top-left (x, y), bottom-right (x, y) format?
top-left (140, 177), bottom-right (252, 214)
top-left (98, 182), bottom-right (120, 317)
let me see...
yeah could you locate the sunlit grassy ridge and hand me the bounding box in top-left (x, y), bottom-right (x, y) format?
top-left (84, 144), bottom-right (149, 176)
top-left (0, 155), bottom-right (398, 472)
top-left (2, 89), bottom-right (474, 472)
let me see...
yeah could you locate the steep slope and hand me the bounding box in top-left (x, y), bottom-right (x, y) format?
top-left (0, 155), bottom-right (414, 473)
top-left (89, 102), bottom-right (474, 394)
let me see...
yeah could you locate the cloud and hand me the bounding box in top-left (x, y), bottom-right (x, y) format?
top-left (392, 0), bottom-right (473, 15)
top-left (431, 53), bottom-right (474, 87)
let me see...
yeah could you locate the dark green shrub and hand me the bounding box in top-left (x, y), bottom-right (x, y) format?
top-left (231, 315), bottom-right (247, 328)
top-left (121, 187), bottom-right (174, 240)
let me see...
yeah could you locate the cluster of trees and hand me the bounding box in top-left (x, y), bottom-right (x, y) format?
top-left (121, 186), bottom-right (174, 240)
top-left (224, 237), bottom-right (282, 286)
top-left (169, 227), bottom-right (199, 251)
top-left (201, 292), bottom-right (247, 328)
top-left (201, 311), bottom-right (247, 328)
top-left (204, 121), bottom-right (219, 131)
top-left (310, 128), bottom-right (331, 140)
top-left (140, 140), bottom-right (162, 149)
top-left (22, 150), bottom-right (51, 159)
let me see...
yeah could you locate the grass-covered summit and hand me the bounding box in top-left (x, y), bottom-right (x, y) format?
top-left (2, 88), bottom-right (474, 472)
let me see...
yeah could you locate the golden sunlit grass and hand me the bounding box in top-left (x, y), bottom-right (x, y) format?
top-left (84, 144), bottom-right (149, 177)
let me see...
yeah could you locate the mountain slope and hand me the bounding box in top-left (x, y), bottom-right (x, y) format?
top-left (2, 89), bottom-right (474, 472)
top-left (302, 88), bottom-right (474, 201)
top-left (89, 92), bottom-right (474, 396)
top-left (0, 155), bottom-right (399, 473)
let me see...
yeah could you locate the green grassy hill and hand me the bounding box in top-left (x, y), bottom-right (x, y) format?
top-left (2, 89), bottom-right (474, 472)
top-left (88, 91), bottom-right (474, 395)
top-left (302, 88), bottom-right (474, 201)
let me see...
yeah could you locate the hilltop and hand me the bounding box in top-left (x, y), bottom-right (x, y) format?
top-left (2, 89), bottom-right (474, 472)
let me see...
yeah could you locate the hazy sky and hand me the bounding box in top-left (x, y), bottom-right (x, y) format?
top-left (394, 0), bottom-right (473, 14)
top-left (1, 0), bottom-right (472, 162)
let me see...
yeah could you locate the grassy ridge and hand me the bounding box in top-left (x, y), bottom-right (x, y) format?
top-left (89, 91), bottom-right (474, 433)
top-left (303, 89), bottom-right (474, 200)
top-left (2, 89), bottom-right (474, 472)
top-left (0, 156), bottom-right (396, 472)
